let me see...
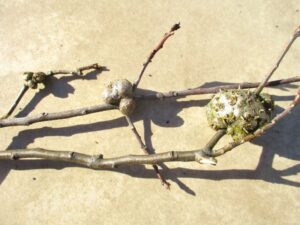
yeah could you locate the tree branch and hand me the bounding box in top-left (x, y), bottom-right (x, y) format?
top-left (1, 85), bottom-right (29, 119)
top-left (132, 23), bottom-right (180, 91)
top-left (135, 76), bottom-right (300, 100)
top-left (0, 76), bottom-right (299, 128)
top-left (0, 148), bottom-right (206, 169)
top-left (0, 104), bottom-right (117, 127)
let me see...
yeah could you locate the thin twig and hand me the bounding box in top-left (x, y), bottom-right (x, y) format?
top-left (135, 76), bottom-right (300, 100)
top-left (1, 85), bottom-right (28, 119)
top-left (0, 89), bottom-right (299, 168)
top-left (125, 115), bottom-right (170, 189)
top-left (255, 25), bottom-right (300, 95)
top-left (0, 104), bottom-right (117, 127)
top-left (0, 76), bottom-right (299, 128)
top-left (48, 63), bottom-right (103, 76)
top-left (132, 23), bottom-right (180, 91)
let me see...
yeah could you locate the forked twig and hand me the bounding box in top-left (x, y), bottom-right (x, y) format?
top-left (203, 25), bottom-right (300, 156)
top-left (1, 63), bottom-right (103, 119)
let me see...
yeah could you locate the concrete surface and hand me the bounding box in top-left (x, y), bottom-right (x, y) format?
top-left (0, 1), bottom-right (299, 224)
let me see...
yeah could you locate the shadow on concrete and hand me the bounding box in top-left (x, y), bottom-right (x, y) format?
top-left (15, 66), bottom-right (109, 117)
top-left (0, 81), bottom-right (299, 196)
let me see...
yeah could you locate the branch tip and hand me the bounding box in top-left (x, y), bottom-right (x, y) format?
top-left (294, 25), bottom-right (300, 37)
top-left (171, 23), bottom-right (181, 32)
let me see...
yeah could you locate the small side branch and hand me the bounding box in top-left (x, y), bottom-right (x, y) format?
top-left (125, 115), bottom-right (170, 189)
top-left (1, 85), bottom-right (28, 119)
top-left (48, 63), bottom-right (103, 76)
top-left (135, 76), bottom-right (300, 100)
top-left (133, 23), bottom-right (180, 91)
top-left (0, 104), bottom-right (117, 127)
top-left (255, 25), bottom-right (300, 95)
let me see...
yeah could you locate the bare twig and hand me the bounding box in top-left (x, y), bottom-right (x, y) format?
top-left (1, 85), bottom-right (29, 119)
top-left (255, 25), bottom-right (300, 95)
top-left (135, 76), bottom-right (300, 100)
top-left (48, 63), bottom-right (103, 76)
top-left (0, 76), bottom-right (299, 128)
top-left (132, 23), bottom-right (180, 91)
top-left (1, 89), bottom-right (299, 168)
top-left (0, 104), bottom-right (117, 127)
top-left (125, 115), bottom-right (170, 189)
top-left (0, 148), bottom-right (209, 168)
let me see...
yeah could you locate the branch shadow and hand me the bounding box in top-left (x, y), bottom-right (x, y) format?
top-left (15, 66), bottom-right (109, 117)
top-left (0, 81), bottom-right (299, 195)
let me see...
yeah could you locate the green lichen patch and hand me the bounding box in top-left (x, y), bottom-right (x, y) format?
top-left (206, 89), bottom-right (274, 142)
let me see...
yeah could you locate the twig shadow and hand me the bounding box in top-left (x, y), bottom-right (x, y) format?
top-left (16, 67), bottom-right (109, 117)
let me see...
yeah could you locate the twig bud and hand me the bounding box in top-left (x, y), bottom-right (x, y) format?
top-left (294, 25), bottom-right (300, 37)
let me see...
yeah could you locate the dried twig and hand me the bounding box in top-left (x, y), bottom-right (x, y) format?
top-left (0, 148), bottom-right (210, 169)
top-left (136, 76), bottom-right (300, 100)
top-left (0, 77), bottom-right (299, 128)
top-left (132, 23), bottom-right (180, 91)
top-left (47, 63), bottom-right (102, 76)
top-left (255, 26), bottom-right (300, 95)
top-left (125, 115), bottom-right (170, 189)
top-left (1, 63), bottom-right (103, 119)
top-left (1, 85), bottom-right (29, 119)
top-left (0, 104), bottom-right (117, 127)
top-left (1, 88), bottom-right (298, 168)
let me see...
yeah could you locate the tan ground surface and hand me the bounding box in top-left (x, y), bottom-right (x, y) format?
top-left (0, 1), bottom-right (299, 224)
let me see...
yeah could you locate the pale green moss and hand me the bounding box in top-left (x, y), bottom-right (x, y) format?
top-left (206, 89), bottom-right (274, 142)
